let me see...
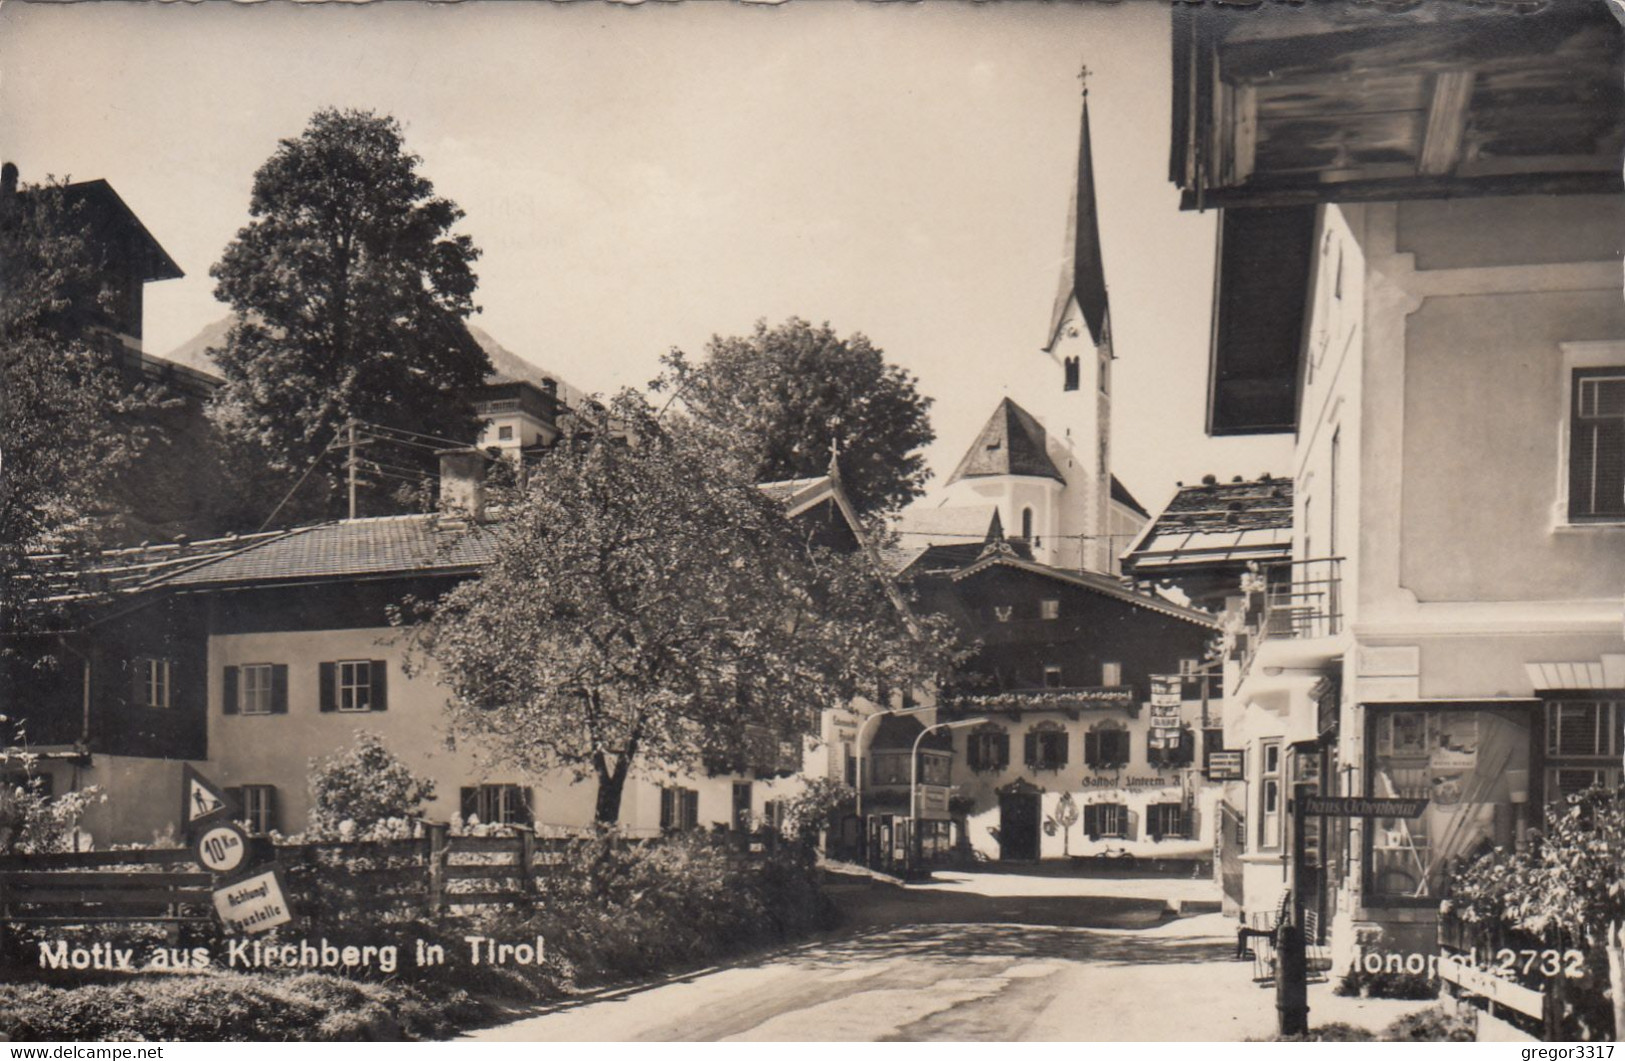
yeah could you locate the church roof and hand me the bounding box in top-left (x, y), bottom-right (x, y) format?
top-left (946, 398), bottom-right (1065, 486)
top-left (1043, 88), bottom-right (1111, 354)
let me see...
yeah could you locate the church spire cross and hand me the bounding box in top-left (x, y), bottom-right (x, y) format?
top-left (1077, 62), bottom-right (1091, 96)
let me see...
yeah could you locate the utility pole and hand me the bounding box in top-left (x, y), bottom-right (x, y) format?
top-left (1277, 783), bottom-right (1311, 1037)
top-left (345, 419), bottom-right (358, 521)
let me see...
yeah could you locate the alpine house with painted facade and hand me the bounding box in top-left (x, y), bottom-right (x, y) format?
top-left (1168, 0), bottom-right (1625, 972)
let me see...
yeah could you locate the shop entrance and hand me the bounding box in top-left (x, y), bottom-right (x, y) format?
top-left (998, 791), bottom-right (1041, 860)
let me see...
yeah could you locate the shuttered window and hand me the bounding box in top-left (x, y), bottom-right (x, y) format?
top-left (1084, 728), bottom-right (1130, 768)
top-left (967, 730), bottom-right (1010, 772)
top-left (1569, 369), bottom-right (1625, 520)
top-left (319, 661), bottom-right (388, 713)
top-left (1083, 803), bottom-right (1127, 839)
top-left (1024, 726), bottom-right (1068, 771)
top-left (1148, 802), bottom-right (1187, 840)
top-left (660, 786), bottom-right (700, 832)
top-left (224, 664), bottom-right (289, 716)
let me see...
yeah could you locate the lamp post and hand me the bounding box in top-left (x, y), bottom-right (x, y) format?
top-left (909, 717), bottom-right (988, 874)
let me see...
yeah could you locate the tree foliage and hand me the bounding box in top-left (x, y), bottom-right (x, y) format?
top-left (0, 178), bottom-right (146, 622)
top-left (658, 317), bottom-right (935, 516)
top-left (404, 391), bottom-right (960, 824)
top-left (208, 108), bottom-right (490, 523)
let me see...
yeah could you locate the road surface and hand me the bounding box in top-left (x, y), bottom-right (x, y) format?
top-left (466, 870), bottom-right (1427, 1041)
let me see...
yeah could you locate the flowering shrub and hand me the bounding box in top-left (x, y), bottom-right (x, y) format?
top-left (0, 716), bottom-right (104, 854)
top-left (305, 733), bottom-right (435, 840)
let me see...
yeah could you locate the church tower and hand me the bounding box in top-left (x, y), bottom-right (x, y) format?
top-left (934, 75), bottom-right (1142, 574)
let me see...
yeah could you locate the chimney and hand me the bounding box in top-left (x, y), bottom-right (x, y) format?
top-left (437, 447), bottom-right (486, 521)
top-left (1, 162), bottom-right (18, 201)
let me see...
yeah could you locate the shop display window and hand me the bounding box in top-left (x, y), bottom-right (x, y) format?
top-left (1365, 706), bottom-right (1532, 903)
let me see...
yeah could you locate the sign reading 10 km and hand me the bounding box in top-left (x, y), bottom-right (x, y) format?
top-left (194, 820), bottom-right (251, 875)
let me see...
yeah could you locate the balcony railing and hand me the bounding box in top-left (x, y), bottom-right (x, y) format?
top-left (1231, 557), bottom-right (1343, 676)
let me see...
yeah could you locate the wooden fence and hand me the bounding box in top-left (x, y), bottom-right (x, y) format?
top-left (0, 825), bottom-right (777, 938)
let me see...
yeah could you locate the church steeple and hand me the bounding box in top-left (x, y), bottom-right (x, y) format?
top-left (1043, 69), bottom-right (1111, 354)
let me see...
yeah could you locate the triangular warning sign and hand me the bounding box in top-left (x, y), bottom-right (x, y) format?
top-left (181, 764), bottom-right (237, 830)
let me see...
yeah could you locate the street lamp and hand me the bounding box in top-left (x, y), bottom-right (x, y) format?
top-left (909, 717), bottom-right (988, 872)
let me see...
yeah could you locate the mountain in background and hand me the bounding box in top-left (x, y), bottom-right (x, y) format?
top-left (158, 315), bottom-right (589, 410)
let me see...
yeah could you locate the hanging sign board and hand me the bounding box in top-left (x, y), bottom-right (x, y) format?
top-left (213, 864), bottom-right (293, 935)
top-left (914, 785), bottom-right (950, 821)
top-left (1205, 749), bottom-right (1245, 781)
top-left (181, 764), bottom-right (238, 830)
top-left (1300, 795), bottom-right (1428, 818)
top-left (193, 820), bottom-right (251, 877)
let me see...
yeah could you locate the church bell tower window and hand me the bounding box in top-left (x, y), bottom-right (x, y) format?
top-left (1063, 356), bottom-right (1080, 392)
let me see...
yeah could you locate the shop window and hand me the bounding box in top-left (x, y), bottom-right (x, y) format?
top-left (966, 728), bottom-right (1009, 772)
top-left (1544, 698), bottom-right (1621, 800)
top-left (660, 786), bottom-right (699, 832)
top-left (1147, 802), bottom-right (1187, 840)
top-left (1024, 724), bottom-right (1068, 771)
top-left (459, 784), bottom-right (533, 827)
top-left (1259, 741), bottom-right (1281, 851)
top-left (1083, 802), bottom-right (1126, 839)
top-left (1084, 727), bottom-right (1130, 769)
top-left (1366, 707), bottom-right (1532, 903)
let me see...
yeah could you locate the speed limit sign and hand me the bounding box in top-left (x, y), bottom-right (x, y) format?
top-left (193, 820), bottom-right (250, 876)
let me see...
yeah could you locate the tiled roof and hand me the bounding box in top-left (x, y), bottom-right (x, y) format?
top-left (949, 551), bottom-right (1218, 629)
top-left (947, 399), bottom-right (1065, 485)
top-left (22, 529), bottom-right (296, 603)
top-left (1122, 476), bottom-right (1294, 571)
top-left (154, 515), bottom-right (499, 589)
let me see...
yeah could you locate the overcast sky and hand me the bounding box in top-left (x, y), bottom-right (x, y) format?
top-left (0, 0), bottom-right (1290, 513)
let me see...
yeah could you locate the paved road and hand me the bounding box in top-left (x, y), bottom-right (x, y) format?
top-left (467, 872), bottom-right (1426, 1042)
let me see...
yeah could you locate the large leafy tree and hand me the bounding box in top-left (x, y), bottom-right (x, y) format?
top-left (0, 177), bottom-right (142, 622)
top-left (404, 392), bottom-right (959, 824)
top-left (658, 317), bottom-right (935, 516)
top-left (209, 108), bottom-right (491, 522)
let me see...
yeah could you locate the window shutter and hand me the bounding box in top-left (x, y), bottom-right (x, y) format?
top-left (520, 787), bottom-right (535, 826)
top-left (131, 659), bottom-right (146, 708)
top-left (1084, 804), bottom-right (1101, 840)
top-left (1055, 732), bottom-right (1069, 767)
top-left (661, 787), bottom-right (675, 830)
top-left (1110, 730), bottom-right (1130, 766)
top-left (370, 661), bottom-right (388, 712)
top-left (683, 790), bottom-right (699, 830)
top-left (224, 787), bottom-right (243, 826)
top-left (459, 787), bottom-right (478, 821)
top-left (270, 665), bottom-right (289, 714)
top-left (966, 738), bottom-right (981, 771)
top-left (996, 733), bottom-right (1009, 767)
top-left (1125, 807), bottom-right (1139, 841)
top-left (1084, 731), bottom-right (1099, 767)
top-left (266, 787), bottom-right (280, 833)
top-left (222, 666), bottom-right (239, 715)
top-left (1023, 731), bottom-right (1038, 766)
top-left (1177, 728), bottom-right (1195, 766)
top-left (319, 663), bottom-right (337, 713)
